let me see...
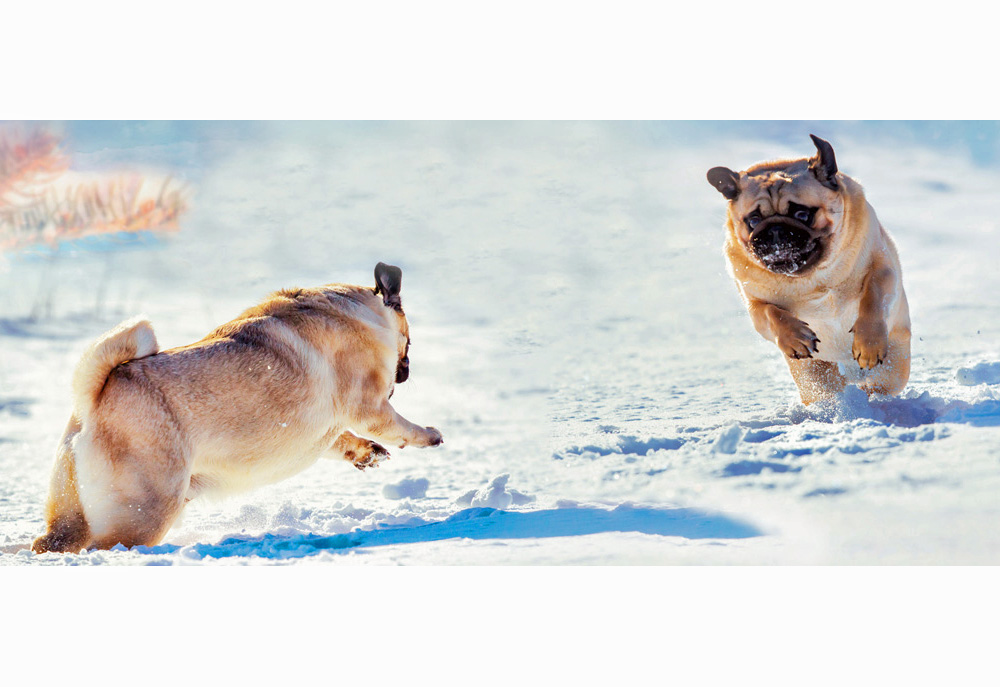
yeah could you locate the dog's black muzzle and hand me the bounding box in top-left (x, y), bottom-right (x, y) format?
top-left (395, 355), bottom-right (410, 384)
top-left (749, 217), bottom-right (823, 275)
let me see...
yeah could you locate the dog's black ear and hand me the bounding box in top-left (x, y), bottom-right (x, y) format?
top-left (707, 167), bottom-right (740, 200)
top-left (808, 134), bottom-right (839, 190)
top-left (373, 262), bottom-right (403, 309)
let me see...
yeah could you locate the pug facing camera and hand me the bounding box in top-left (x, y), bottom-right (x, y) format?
top-left (707, 135), bottom-right (911, 404)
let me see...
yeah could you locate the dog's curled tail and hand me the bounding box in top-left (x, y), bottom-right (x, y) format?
top-left (72, 317), bottom-right (159, 420)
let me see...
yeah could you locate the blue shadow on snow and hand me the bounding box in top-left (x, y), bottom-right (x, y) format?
top-left (138, 504), bottom-right (762, 561)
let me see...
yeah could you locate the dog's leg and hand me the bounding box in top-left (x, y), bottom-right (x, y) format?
top-left (851, 264), bottom-right (899, 370)
top-left (33, 416), bottom-right (92, 554)
top-left (786, 358), bottom-right (848, 405)
top-left (77, 431), bottom-right (191, 551)
top-left (185, 473), bottom-right (217, 503)
top-left (87, 474), bottom-right (188, 551)
top-left (747, 299), bottom-right (820, 359)
top-left (328, 430), bottom-right (390, 470)
top-left (359, 401), bottom-right (443, 449)
top-left (859, 327), bottom-right (911, 397)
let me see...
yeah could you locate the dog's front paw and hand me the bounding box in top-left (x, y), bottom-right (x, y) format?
top-left (775, 315), bottom-right (820, 360)
top-left (353, 441), bottom-right (390, 471)
top-left (851, 319), bottom-right (888, 369)
top-left (420, 426), bottom-right (443, 447)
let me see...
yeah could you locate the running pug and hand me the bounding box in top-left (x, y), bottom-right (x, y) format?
top-left (707, 135), bottom-right (911, 404)
top-left (33, 262), bottom-right (442, 553)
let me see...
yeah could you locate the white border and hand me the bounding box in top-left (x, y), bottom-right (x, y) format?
top-left (2, 3), bottom-right (995, 681)
top-left (4, 2), bottom-right (998, 118)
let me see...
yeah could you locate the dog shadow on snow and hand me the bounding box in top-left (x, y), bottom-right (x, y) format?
top-left (134, 504), bottom-right (763, 561)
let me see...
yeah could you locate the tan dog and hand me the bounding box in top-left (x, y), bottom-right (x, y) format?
top-left (707, 135), bottom-right (911, 405)
top-left (32, 262), bottom-right (442, 553)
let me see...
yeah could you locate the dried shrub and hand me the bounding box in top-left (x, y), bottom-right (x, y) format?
top-left (0, 129), bottom-right (187, 253)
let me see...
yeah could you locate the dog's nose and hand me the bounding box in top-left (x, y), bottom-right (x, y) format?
top-left (751, 222), bottom-right (809, 250)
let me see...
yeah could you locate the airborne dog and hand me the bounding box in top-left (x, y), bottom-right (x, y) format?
top-left (33, 262), bottom-right (443, 553)
top-left (707, 135), bottom-right (911, 404)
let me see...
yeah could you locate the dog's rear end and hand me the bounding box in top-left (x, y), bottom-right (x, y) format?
top-left (32, 318), bottom-right (160, 553)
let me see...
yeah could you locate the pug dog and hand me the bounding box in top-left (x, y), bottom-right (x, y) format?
top-left (707, 135), bottom-right (911, 405)
top-left (32, 262), bottom-right (443, 554)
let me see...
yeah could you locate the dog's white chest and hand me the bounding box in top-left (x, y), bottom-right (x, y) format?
top-left (792, 288), bottom-right (859, 364)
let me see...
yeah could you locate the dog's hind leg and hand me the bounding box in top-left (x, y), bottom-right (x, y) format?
top-left (326, 430), bottom-right (390, 470)
top-left (85, 466), bottom-right (189, 550)
top-left (32, 416), bottom-right (92, 554)
top-left (185, 473), bottom-right (219, 502)
top-left (859, 327), bottom-right (911, 397)
top-left (786, 358), bottom-right (848, 405)
top-left (76, 430), bottom-right (191, 551)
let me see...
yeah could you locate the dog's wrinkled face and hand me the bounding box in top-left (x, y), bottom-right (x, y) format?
top-left (374, 262), bottom-right (411, 385)
top-left (708, 134), bottom-right (845, 276)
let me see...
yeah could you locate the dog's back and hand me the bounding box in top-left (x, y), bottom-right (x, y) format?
top-left (33, 265), bottom-right (434, 553)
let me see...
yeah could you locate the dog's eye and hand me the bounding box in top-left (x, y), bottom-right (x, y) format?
top-left (747, 213), bottom-right (762, 230)
top-left (793, 209), bottom-right (811, 223)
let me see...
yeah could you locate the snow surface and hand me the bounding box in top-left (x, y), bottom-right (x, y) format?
top-left (383, 477), bottom-right (430, 500)
top-left (2, 121), bottom-right (999, 565)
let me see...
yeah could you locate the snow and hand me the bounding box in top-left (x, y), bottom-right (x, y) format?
top-left (956, 360), bottom-right (1000, 386)
top-left (454, 474), bottom-right (536, 509)
top-left (711, 424), bottom-right (744, 454)
top-left (2, 121), bottom-right (1000, 565)
top-left (383, 477), bottom-right (430, 500)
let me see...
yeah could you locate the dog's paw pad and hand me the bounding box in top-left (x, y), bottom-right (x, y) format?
top-left (354, 442), bottom-right (390, 470)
